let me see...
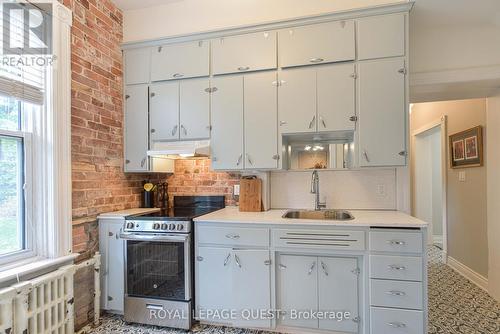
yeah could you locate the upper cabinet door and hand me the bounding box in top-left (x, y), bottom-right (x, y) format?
top-left (210, 75), bottom-right (244, 170)
top-left (212, 31), bottom-right (277, 75)
top-left (318, 257), bottom-right (359, 333)
top-left (149, 82), bottom-right (179, 142)
top-left (317, 63), bottom-right (356, 132)
top-left (277, 255), bottom-right (318, 329)
top-left (279, 20), bottom-right (355, 68)
top-left (244, 71), bottom-right (278, 169)
top-left (357, 14), bottom-right (405, 60)
top-left (180, 78), bottom-right (210, 140)
top-left (358, 58), bottom-right (406, 167)
top-left (124, 85), bottom-right (149, 172)
top-left (278, 67), bottom-right (317, 134)
top-left (151, 40), bottom-right (209, 82)
top-left (124, 48), bottom-right (151, 85)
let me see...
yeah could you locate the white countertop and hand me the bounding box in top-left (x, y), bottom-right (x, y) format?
top-left (97, 207), bottom-right (161, 219)
top-left (194, 207), bottom-right (428, 228)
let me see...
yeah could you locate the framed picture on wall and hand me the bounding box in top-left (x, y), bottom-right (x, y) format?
top-left (449, 126), bottom-right (483, 168)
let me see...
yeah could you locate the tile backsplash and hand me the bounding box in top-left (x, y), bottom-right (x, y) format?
top-left (270, 169), bottom-right (397, 210)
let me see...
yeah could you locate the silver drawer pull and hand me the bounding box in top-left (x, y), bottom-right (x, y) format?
top-left (388, 240), bottom-right (406, 246)
top-left (308, 115), bottom-right (316, 129)
top-left (237, 66), bottom-right (250, 71)
top-left (320, 261), bottom-right (328, 276)
top-left (308, 261), bottom-right (316, 275)
top-left (171, 125), bottom-right (178, 136)
top-left (173, 73), bottom-right (184, 78)
top-left (386, 290), bottom-right (406, 296)
top-left (387, 322), bottom-right (406, 328)
top-left (388, 265), bottom-right (406, 271)
top-left (225, 233), bottom-right (240, 240)
top-left (223, 253), bottom-right (231, 266)
top-left (278, 264), bottom-right (287, 270)
top-left (236, 154), bottom-right (243, 166)
top-left (310, 57), bottom-right (324, 63)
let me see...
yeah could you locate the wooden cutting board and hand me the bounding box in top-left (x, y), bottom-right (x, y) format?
top-left (239, 177), bottom-right (262, 212)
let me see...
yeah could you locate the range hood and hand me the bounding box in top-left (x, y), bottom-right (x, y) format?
top-left (147, 140), bottom-right (210, 159)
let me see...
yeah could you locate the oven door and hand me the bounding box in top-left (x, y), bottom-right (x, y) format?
top-left (121, 233), bottom-right (191, 302)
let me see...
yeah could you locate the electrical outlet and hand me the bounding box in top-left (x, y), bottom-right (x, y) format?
top-left (377, 184), bottom-right (386, 196)
top-left (459, 171), bottom-right (466, 182)
top-left (234, 184), bottom-right (240, 196)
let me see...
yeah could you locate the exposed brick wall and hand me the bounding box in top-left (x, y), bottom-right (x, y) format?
top-left (167, 159), bottom-right (240, 206)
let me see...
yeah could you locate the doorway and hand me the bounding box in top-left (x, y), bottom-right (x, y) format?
top-left (412, 116), bottom-right (447, 256)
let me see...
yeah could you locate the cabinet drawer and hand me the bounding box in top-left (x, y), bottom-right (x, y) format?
top-left (197, 225), bottom-right (269, 247)
top-left (212, 31), bottom-right (277, 75)
top-left (370, 279), bottom-right (423, 310)
top-left (370, 307), bottom-right (423, 334)
top-left (151, 40), bottom-right (209, 81)
top-left (370, 255), bottom-right (422, 281)
top-left (369, 231), bottom-right (423, 254)
top-left (273, 229), bottom-right (365, 250)
top-left (279, 20), bottom-right (355, 68)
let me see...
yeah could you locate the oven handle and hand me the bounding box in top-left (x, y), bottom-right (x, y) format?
top-left (119, 232), bottom-right (189, 242)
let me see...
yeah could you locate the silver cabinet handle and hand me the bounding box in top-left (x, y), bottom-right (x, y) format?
top-left (171, 125), bottom-right (178, 136)
top-left (264, 259), bottom-right (272, 266)
top-left (310, 57), bottom-right (324, 63)
top-left (181, 125), bottom-right (187, 136)
top-left (236, 154), bottom-right (243, 166)
top-left (225, 233), bottom-right (240, 240)
top-left (308, 115), bottom-right (316, 129)
top-left (279, 120), bottom-right (287, 126)
top-left (386, 290), bottom-right (406, 296)
top-left (223, 253), bottom-right (231, 266)
top-left (140, 157), bottom-right (147, 167)
top-left (387, 322), bottom-right (406, 328)
top-left (237, 66), bottom-right (250, 71)
top-left (234, 254), bottom-right (242, 268)
top-left (246, 154), bottom-right (254, 166)
top-left (278, 264), bottom-right (287, 270)
top-left (387, 240), bottom-right (406, 246)
top-left (388, 265), bottom-right (406, 271)
top-left (399, 150), bottom-right (407, 156)
top-left (308, 261), bottom-right (316, 275)
top-left (398, 68), bottom-right (407, 75)
top-left (363, 150), bottom-right (370, 162)
top-left (150, 128), bottom-right (156, 133)
top-left (349, 115), bottom-right (358, 122)
top-left (196, 256), bottom-right (204, 261)
top-left (319, 116), bottom-right (327, 128)
top-left (173, 73), bottom-right (184, 78)
top-left (320, 261), bottom-right (329, 276)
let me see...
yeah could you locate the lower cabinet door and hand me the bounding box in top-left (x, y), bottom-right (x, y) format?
top-left (318, 257), bottom-right (359, 333)
top-left (195, 247), bottom-right (233, 324)
top-left (277, 255), bottom-right (318, 329)
top-left (107, 223), bottom-right (125, 312)
top-left (232, 250), bottom-right (271, 328)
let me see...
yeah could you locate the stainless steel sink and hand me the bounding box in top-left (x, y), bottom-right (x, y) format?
top-left (282, 209), bottom-right (354, 221)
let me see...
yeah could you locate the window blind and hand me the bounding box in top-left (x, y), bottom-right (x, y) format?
top-left (0, 2), bottom-right (47, 105)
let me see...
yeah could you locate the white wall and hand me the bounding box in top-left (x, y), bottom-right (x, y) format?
top-left (270, 169), bottom-right (397, 210)
top-left (122, 0), bottom-right (404, 42)
top-left (486, 92), bottom-right (500, 302)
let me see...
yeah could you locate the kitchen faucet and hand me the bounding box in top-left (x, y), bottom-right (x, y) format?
top-left (310, 170), bottom-right (326, 211)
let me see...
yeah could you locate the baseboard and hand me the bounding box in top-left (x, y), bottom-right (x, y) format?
top-left (447, 256), bottom-right (488, 292)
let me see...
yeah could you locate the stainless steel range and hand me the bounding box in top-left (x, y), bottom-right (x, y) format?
top-left (120, 196), bottom-right (225, 330)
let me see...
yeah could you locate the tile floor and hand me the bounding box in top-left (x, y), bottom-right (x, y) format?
top-left (87, 247), bottom-right (500, 334)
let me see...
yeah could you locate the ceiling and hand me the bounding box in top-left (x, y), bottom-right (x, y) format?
top-left (112, 0), bottom-right (181, 10)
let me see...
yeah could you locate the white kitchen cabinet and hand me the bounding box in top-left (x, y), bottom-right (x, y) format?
top-left (212, 31), bottom-right (277, 75)
top-left (195, 247), bottom-right (233, 324)
top-left (232, 249), bottom-right (271, 328)
top-left (210, 75), bottom-right (244, 170)
top-left (124, 48), bottom-right (150, 85)
top-left (278, 20), bottom-right (355, 68)
top-left (149, 82), bottom-right (179, 142)
top-left (318, 257), bottom-right (359, 333)
top-left (105, 223), bottom-right (125, 312)
top-left (278, 67), bottom-right (317, 134)
top-left (179, 78), bottom-right (211, 140)
top-left (150, 40), bottom-right (209, 81)
top-left (277, 255), bottom-right (318, 329)
top-left (317, 63), bottom-right (356, 132)
top-left (358, 58), bottom-right (406, 167)
top-left (124, 84), bottom-right (149, 172)
top-left (244, 71), bottom-right (278, 169)
top-left (357, 14), bottom-right (405, 61)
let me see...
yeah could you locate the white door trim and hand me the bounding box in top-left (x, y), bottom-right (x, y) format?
top-left (411, 115), bottom-right (448, 262)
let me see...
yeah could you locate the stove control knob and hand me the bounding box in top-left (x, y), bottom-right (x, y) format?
top-left (177, 224), bottom-right (184, 231)
top-left (169, 223), bottom-right (176, 230)
top-left (126, 222), bottom-right (134, 229)
top-left (161, 223), bottom-right (168, 230)
top-left (152, 223), bottom-right (160, 230)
